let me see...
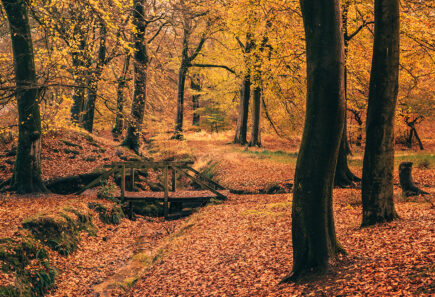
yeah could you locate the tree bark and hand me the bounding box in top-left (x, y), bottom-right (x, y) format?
top-left (282, 0), bottom-right (345, 282)
top-left (191, 74), bottom-right (201, 126)
top-left (81, 21), bottom-right (107, 133)
top-left (335, 0), bottom-right (360, 188)
top-left (3, 0), bottom-right (48, 193)
top-left (234, 34), bottom-right (253, 145)
top-left (173, 22), bottom-right (206, 139)
top-left (361, 0), bottom-right (400, 227)
top-left (122, 0), bottom-right (148, 153)
top-left (70, 39), bottom-right (87, 123)
top-left (398, 162), bottom-right (428, 197)
top-left (174, 63), bottom-right (188, 139)
top-left (113, 54), bottom-right (131, 138)
top-left (249, 85), bottom-right (261, 147)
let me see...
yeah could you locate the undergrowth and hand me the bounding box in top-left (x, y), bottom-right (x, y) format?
top-left (0, 235), bottom-right (57, 296)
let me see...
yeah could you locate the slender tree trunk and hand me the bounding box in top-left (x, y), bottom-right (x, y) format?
top-left (3, 0), bottom-right (48, 193)
top-left (113, 54), bottom-right (131, 138)
top-left (174, 63), bottom-right (188, 138)
top-left (249, 85), bottom-right (261, 147)
top-left (361, 0), bottom-right (400, 227)
top-left (123, 0), bottom-right (148, 153)
top-left (81, 22), bottom-right (106, 133)
top-left (234, 72), bottom-right (251, 145)
top-left (70, 40), bottom-right (86, 123)
top-left (191, 74), bottom-right (201, 126)
top-left (335, 0), bottom-right (360, 187)
top-left (234, 34), bottom-right (253, 145)
top-left (282, 0), bottom-right (345, 282)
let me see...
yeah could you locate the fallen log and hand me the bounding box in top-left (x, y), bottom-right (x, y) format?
top-left (45, 172), bottom-right (103, 194)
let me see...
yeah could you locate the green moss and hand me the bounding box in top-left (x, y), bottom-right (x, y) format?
top-left (0, 236), bottom-right (57, 297)
top-left (22, 208), bottom-right (95, 256)
top-left (88, 202), bottom-right (125, 225)
top-left (236, 148), bottom-right (298, 164)
top-left (97, 180), bottom-right (117, 202)
top-left (0, 286), bottom-right (19, 297)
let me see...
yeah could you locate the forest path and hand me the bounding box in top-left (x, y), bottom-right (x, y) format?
top-left (125, 189), bottom-right (434, 296)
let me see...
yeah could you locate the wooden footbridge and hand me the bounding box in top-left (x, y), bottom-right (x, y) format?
top-left (78, 160), bottom-right (229, 219)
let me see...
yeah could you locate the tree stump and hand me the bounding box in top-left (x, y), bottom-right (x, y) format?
top-left (399, 162), bottom-right (428, 197)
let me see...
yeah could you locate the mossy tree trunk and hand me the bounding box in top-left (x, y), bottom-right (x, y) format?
top-left (283, 0), bottom-right (345, 282)
top-left (361, 0), bottom-right (400, 227)
top-left (123, 0), bottom-right (148, 153)
top-left (3, 0), bottom-right (48, 193)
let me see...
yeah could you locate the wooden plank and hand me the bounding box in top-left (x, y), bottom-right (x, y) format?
top-left (122, 190), bottom-right (229, 199)
top-left (124, 196), bottom-right (210, 203)
top-left (76, 166), bottom-right (118, 194)
top-left (185, 166), bottom-right (226, 190)
top-left (106, 161), bottom-right (194, 169)
top-left (163, 165), bottom-right (169, 219)
top-left (121, 165), bottom-right (125, 202)
top-left (178, 169), bottom-right (227, 199)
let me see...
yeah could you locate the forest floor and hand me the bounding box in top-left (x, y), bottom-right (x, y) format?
top-left (0, 128), bottom-right (434, 296)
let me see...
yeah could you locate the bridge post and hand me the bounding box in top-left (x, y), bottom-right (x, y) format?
top-left (164, 165), bottom-right (169, 219)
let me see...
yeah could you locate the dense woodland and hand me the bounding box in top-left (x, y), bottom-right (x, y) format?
top-left (0, 0), bottom-right (434, 296)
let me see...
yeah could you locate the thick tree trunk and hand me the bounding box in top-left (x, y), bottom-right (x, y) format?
top-left (249, 85), bottom-right (261, 147)
top-left (191, 74), bottom-right (201, 126)
top-left (282, 0), bottom-right (345, 282)
top-left (234, 73), bottom-right (251, 145)
top-left (113, 54), bottom-right (131, 138)
top-left (361, 0), bottom-right (400, 227)
top-left (399, 162), bottom-right (428, 197)
top-left (123, 0), bottom-right (148, 153)
top-left (3, 0), bottom-right (48, 193)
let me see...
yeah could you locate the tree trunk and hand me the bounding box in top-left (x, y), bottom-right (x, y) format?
top-left (234, 72), bottom-right (251, 145)
top-left (335, 116), bottom-right (361, 187)
top-left (3, 0), bottom-right (48, 193)
top-left (174, 64), bottom-right (188, 139)
top-left (81, 80), bottom-right (98, 132)
top-left (70, 32), bottom-right (87, 123)
top-left (81, 21), bottom-right (106, 133)
top-left (122, 0), bottom-right (148, 153)
top-left (398, 162), bottom-right (428, 197)
top-left (249, 85), bottom-right (261, 147)
top-left (282, 0), bottom-right (345, 282)
top-left (335, 1), bottom-right (360, 188)
top-left (113, 54), bottom-right (131, 138)
top-left (234, 34), bottom-right (254, 145)
top-left (191, 74), bottom-right (201, 126)
top-left (361, 0), bottom-right (400, 227)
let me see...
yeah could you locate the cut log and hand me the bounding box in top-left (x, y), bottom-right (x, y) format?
top-left (399, 162), bottom-right (429, 197)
